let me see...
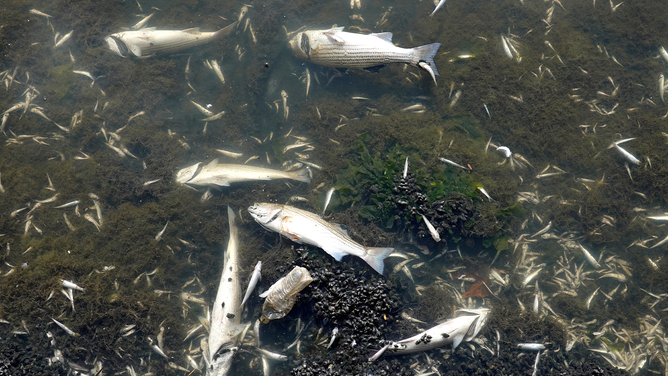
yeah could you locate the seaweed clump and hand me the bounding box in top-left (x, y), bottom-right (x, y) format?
top-left (335, 138), bottom-right (496, 244)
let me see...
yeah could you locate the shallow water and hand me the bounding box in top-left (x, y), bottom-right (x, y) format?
top-left (1, 0), bottom-right (668, 374)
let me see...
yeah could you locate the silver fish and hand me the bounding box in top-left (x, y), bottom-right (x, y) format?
top-left (248, 203), bottom-right (393, 274)
top-left (288, 27), bottom-right (440, 82)
top-left (207, 206), bottom-right (245, 376)
top-left (370, 308), bottom-right (489, 359)
top-left (106, 22), bottom-right (237, 58)
top-left (176, 159), bottom-right (311, 187)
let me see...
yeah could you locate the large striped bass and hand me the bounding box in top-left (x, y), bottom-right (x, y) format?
top-left (248, 203), bottom-right (393, 274)
top-left (176, 159), bottom-right (312, 187)
top-left (207, 206), bottom-right (245, 376)
top-left (288, 27), bottom-right (441, 83)
top-left (106, 22), bottom-right (237, 58)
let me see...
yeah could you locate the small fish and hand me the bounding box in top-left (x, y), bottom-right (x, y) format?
top-left (517, 343), bottom-right (545, 351)
top-left (51, 318), bottom-right (79, 337)
top-left (191, 100), bottom-right (214, 116)
top-left (439, 157), bottom-right (470, 170)
top-left (215, 148), bottom-right (243, 159)
top-left (29, 9), bottom-right (52, 18)
top-left (289, 27), bottom-right (440, 81)
top-left (155, 221), bottom-right (169, 241)
top-left (240, 261), bottom-right (262, 308)
top-left (132, 13), bottom-right (155, 30)
top-left (322, 187), bottom-right (336, 216)
top-left (421, 215), bottom-right (440, 242)
top-left (210, 59), bottom-right (225, 84)
top-left (403, 156), bottom-right (409, 179)
top-left (54, 31), bottom-right (73, 49)
top-left (578, 243), bottom-right (600, 269)
top-left (430, 0), bottom-right (448, 17)
top-left (249, 203), bottom-right (393, 274)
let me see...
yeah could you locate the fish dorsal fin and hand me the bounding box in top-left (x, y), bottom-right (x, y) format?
top-left (182, 27), bottom-right (201, 34)
top-left (207, 158), bottom-right (220, 168)
top-left (370, 32), bottom-right (393, 42)
top-left (332, 223), bottom-right (350, 237)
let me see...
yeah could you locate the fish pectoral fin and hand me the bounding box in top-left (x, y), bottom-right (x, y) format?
top-left (369, 32), bottom-right (393, 43)
top-left (211, 178), bottom-right (230, 186)
top-left (258, 290), bottom-right (270, 298)
top-left (452, 333), bottom-right (466, 349)
top-left (129, 45), bottom-right (143, 57)
top-left (181, 27), bottom-right (201, 33)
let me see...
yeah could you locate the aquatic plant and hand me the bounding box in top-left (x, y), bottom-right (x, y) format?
top-left (334, 137), bottom-right (502, 245)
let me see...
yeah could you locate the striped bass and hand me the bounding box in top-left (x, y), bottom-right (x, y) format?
top-left (176, 159), bottom-right (312, 186)
top-left (106, 22), bottom-right (237, 58)
top-left (207, 206), bottom-right (245, 376)
top-left (288, 27), bottom-right (441, 82)
top-left (247, 203), bottom-right (393, 274)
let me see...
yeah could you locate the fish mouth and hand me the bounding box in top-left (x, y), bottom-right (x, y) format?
top-left (288, 33), bottom-right (309, 61)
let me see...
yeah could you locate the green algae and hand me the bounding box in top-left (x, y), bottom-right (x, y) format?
top-left (45, 62), bottom-right (76, 101)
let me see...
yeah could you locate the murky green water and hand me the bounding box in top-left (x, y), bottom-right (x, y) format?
top-left (2, 0), bottom-right (668, 374)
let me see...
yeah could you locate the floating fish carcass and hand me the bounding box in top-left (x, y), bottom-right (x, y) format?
top-left (207, 206), bottom-right (245, 376)
top-left (248, 203), bottom-right (393, 274)
top-left (175, 159), bottom-right (312, 187)
top-left (288, 27), bottom-right (441, 83)
top-left (260, 266), bottom-right (313, 323)
top-left (106, 22), bottom-right (237, 58)
top-left (370, 308), bottom-right (490, 359)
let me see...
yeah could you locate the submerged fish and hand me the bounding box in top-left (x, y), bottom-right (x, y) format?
top-left (176, 159), bottom-right (311, 187)
top-left (207, 206), bottom-right (245, 376)
top-left (288, 27), bottom-right (441, 82)
top-left (248, 203), bottom-right (393, 274)
top-left (106, 22), bottom-right (237, 58)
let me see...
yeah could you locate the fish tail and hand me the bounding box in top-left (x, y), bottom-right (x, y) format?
top-left (291, 168), bottom-right (312, 184)
top-left (362, 247), bottom-right (394, 274)
top-left (414, 43), bottom-right (441, 76)
top-left (214, 21), bottom-right (239, 39)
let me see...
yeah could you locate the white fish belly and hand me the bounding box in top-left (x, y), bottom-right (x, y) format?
top-left (281, 209), bottom-right (367, 259)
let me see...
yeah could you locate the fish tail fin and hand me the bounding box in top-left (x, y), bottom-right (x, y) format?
top-left (291, 168), bottom-right (312, 184)
top-left (362, 247), bottom-right (394, 274)
top-left (214, 21), bottom-right (238, 39)
top-left (414, 43), bottom-right (441, 76)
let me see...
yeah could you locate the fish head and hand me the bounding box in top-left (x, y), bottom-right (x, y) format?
top-left (207, 347), bottom-right (236, 376)
top-left (248, 203), bottom-right (283, 226)
top-left (175, 162), bottom-right (202, 184)
top-left (288, 32), bottom-right (311, 61)
top-left (105, 34), bottom-right (131, 57)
